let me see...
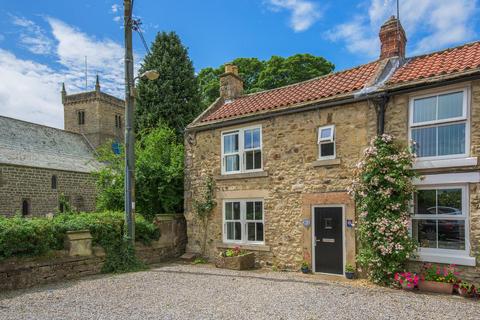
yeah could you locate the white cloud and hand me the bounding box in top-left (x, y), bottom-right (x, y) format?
top-left (11, 15), bottom-right (53, 55)
top-left (111, 4), bottom-right (120, 13)
top-left (110, 3), bottom-right (122, 23)
top-left (267, 0), bottom-right (321, 32)
top-left (47, 17), bottom-right (125, 98)
top-left (327, 0), bottom-right (478, 58)
top-left (0, 49), bottom-right (63, 127)
top-left (0, 17), bottom-right (133, 128)
top-left (326, 17), bottom-right (378, 58)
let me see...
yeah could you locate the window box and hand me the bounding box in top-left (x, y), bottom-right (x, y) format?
top-left (215, 252), bottom-right (255, 270)
top-left (418, 280), bottom-right (454, 294)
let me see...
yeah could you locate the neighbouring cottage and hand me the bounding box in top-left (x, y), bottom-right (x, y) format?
top-left (184, 16), bottom-right (480, 280)
top-left (0, 77), bottom-right (124, 217)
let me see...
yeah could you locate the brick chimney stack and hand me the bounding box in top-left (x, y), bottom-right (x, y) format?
top-left (220, 63), bottom-right (243, 100)
top-left (379, 16), bottom-right (407, 60)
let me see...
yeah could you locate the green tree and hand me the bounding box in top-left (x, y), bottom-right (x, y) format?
top-left (258, 54), bottom-right (334, 90)
top-left (197, 54), bottom-right (334, 107)
top-left (135, 31), bottom-right (201, 137)
top-left (94, 125), bottom-right (184, 220)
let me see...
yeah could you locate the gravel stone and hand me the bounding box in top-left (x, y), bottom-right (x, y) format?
top-left (0, 263), bottom-right (478, 320)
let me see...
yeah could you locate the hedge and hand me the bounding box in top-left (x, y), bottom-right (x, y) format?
top-left (0, 211), bottom-right (160, 261)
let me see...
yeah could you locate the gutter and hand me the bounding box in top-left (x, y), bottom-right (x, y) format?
top-left (383, 72), bottom-right (480, 96)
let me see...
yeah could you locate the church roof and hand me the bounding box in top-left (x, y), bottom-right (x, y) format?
top-left (0, 116), bottom-right (101, 173)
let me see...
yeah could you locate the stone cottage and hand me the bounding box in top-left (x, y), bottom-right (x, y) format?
top-left (0, 77), bottom-right (124, 217)
top-left (184, 17), bottom-right (480, 279)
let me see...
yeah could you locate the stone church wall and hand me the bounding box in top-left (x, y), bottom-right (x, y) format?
top-left (0, 164), bottom-right (97, 217)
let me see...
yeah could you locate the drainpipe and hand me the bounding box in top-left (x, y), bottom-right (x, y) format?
top-left (372, 94), bottom-right (389, 135)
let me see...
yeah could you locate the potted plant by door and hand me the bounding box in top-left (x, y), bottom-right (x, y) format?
top-left (345, 264), bottom-right (355, 279)
top-left (417, 264), bottom-right (459, 294)
top-left (301, 261), bottom-right (310, 274)
top-left (458, 282), bottom-right (476, 298)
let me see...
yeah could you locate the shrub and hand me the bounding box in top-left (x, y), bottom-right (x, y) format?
top-left (94, 125), bottom-right (184, 221)
top-left (0, 211), bottom-right (160, 273)
top-left (349, 134), bottom-right (418, 285)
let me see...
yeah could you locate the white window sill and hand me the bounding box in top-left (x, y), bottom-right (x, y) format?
top-left (414, 171), bottom-right (480, 185)
top-left (312, 158), bottom-right (341, 167)
top-left (413, 157), bottom-right (477, 170)
top-left (216, 171), bottom-right (268, 180)
top-left (411, 252), bottom-right (476, 267)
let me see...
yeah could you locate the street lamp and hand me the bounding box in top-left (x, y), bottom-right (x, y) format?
top-left (129, 70), bottom-right (159, 97)
top-left (124, 0), bottom-right (159, 244)
top-left (139, 70), bottom-right (160, 81)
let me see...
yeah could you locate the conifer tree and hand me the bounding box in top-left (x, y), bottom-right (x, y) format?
top-left (135, 32), bottom-right (201, 137)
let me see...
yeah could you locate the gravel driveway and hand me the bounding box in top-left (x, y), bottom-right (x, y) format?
top-left (0, 262), bottom-right (478, 320)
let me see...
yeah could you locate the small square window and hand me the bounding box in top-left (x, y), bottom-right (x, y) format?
top-left (318, 125), bottom-right (336, 160)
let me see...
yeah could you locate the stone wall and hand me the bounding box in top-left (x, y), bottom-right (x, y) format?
top-left (185, 101), bottom-right (377, 270)
top-left (0, 164), bottom-right (97, 217)
top-left (0, 215), bottom-right (187, 291)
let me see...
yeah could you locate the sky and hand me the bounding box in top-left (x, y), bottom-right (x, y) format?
top-left (0, 0), bottom-right (478, 129)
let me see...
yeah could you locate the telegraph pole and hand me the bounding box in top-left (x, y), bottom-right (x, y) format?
top-left (124, 0), bottom-right (135, 243)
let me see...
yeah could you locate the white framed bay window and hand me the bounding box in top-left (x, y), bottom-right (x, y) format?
top-left (409, 88), bottom-right (469, 160)
top-left (223, 199), bottom-right (264, 244)
top-left (411, 184), bottom-right (473, 265)
top-left (221, 126), bottom-right (262, 174)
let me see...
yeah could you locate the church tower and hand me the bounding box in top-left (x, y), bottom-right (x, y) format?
top-left (62, 76), bottom-right (125, 149)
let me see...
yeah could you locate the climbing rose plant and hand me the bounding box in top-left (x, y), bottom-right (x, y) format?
top-left (348, 134), bottom-right (418, 285)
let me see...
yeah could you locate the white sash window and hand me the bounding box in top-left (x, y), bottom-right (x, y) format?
top-left (221, 126), bottom-right (262, 174)
top-left (410, 89), bottom-right (468, 159)
top-left (224, 200), bottom-right (264, 244)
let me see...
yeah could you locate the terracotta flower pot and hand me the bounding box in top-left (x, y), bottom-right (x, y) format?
top-left (418, 280), bottom-right (453, 294)
top-left (215, 252), bottom-right (255, 270)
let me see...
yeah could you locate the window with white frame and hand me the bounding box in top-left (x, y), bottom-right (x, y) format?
top-left (410, 89), bottom-right (468, 159)
top-left (318, 125), bottom-right (335, 160)
top-left (224, 200), bottom-right (264, 244)
top-left (412, 185), bottom-right (469, 255)
top-left (221, 126), bottom-right (262, 174)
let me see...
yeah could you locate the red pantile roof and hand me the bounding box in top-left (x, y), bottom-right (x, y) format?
top-left (200, 61), bottom-right (382, 123)
top-left (389, 41), bottom-right (480, 84)
top-left (196, 41), bottom-right (480, 125)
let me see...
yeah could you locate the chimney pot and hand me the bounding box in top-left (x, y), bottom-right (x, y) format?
top-left (379, 16), bottom-right (407, 59)
top-left (224, 63), bottom-right (239, 75)
top-left (220, 63), bottom-right (243, 100)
